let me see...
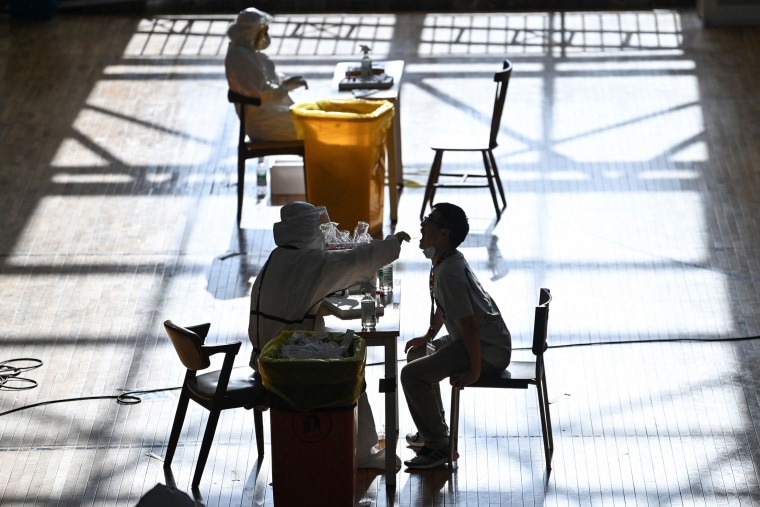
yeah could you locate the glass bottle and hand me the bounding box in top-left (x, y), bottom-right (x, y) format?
top-left (360, 293), bottom-right (377, 330)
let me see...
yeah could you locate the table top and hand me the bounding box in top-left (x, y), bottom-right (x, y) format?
top-left (323, 289), bottom-right (401, 342)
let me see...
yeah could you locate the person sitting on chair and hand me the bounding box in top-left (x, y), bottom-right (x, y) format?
top-left (249, 201), bottom-right (411, 469)
top-left (402, 202), bottom-right (512, 469)
top-left (225, 7), bottom-right (308, 141)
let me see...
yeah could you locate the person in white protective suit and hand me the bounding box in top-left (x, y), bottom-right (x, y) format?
top-left (225, 7), bottom-right (308, 141)
top-left (249, 201), bottom-right (411, 469)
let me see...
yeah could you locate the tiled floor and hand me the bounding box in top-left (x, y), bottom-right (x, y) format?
top-left (1, 7), bottom-right (760, 506)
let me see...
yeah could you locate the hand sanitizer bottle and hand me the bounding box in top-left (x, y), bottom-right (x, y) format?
top-left (359, 45), bottom-right (372, 80)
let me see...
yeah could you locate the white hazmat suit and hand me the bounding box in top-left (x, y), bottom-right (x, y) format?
top-left (225, 8), bottom-right (308, 141)
top-left (249, 201), bottom-right (408, 468)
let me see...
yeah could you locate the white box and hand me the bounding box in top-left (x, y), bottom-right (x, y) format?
top-left (270, 160), bottom-right (305, 195)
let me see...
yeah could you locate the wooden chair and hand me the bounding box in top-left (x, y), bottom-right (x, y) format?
top-left (163, 320), bottom-right (265, 489)
top-left (420, 59), bottom-right (512, 222)
top-left (449, 287), bottom-right (554, 477)
top-left (227, 89), bottom-right (305, 225)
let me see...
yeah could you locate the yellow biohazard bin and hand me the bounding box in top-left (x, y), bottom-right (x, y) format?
top-left (290, 99), bottom-right (394, 237)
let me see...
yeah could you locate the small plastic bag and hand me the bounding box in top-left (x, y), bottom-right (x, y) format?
top-left (320, 221), bottom-right (340, 245)
top-left (279, 329), bottom-right (356, 359)
top-left (322, 221), bottom-right (355, 249)
top-left (353, 221), bottom-right (372, 243)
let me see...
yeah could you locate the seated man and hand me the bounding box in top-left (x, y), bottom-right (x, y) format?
top-left (249, 201), bottom-right (411, 468)
top-left (402, 203), bottom-right (512, 469)
top-left (225, 7), bottom-right (308, 141)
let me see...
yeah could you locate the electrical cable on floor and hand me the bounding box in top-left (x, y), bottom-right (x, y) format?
top-left (372, 333), bottom-right (760, 366)
top-left (0, 357), bottom-right (180, 417)
top-left (0, 387), bottom-right (182, 417)
top-left (5, 333), bottom-right (760, 415)
top-left (545, 334), bottom-right (760, 349)
top-left (0, 358), bottom-right (42, 391)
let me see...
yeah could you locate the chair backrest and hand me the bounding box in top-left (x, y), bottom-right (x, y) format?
top-left (488, 59), bottom-right (513, 150)
top-left (228, 89), bottom-right (262, 146)
top-left (164, 320), bottom-right (211, 371)
top-left (531, 287), bottom-right (551, 356)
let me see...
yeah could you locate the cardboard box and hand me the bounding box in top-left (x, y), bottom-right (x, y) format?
top-left (270, 159), bottom-right (305, 195)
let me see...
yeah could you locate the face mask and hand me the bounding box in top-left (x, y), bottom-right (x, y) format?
top-left (255, 28), bottom-right (271, 50)
top-left (423, 245), bottom-right (437, 259)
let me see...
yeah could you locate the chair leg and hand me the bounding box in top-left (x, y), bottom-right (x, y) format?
top-left (237, 153), bottom-right (246, 225)
top-left (449, 386), bottom-right (461, 468)
top-left (542, 373), bottom-right (554, 469)
top-left (420, 150), bottom-right (444, 220)
top-left (487, 149), bottom-right (507, 212)
top-left (164, 389), bottom-right (191, 468)
top-left (543, 375), bottom-right (554, 461)
top-left (192, 408), bottom-right (222, 489)
top-left (254, 407), bottom-right (265, 458)
top-left (481, 150), bottom-right (502, 220)
top-left (536, 374), bottom-right (554, 476)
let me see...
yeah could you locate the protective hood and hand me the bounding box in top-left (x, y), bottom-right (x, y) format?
top-left (227, 8), bottom-right (272, 49)
top-left (273, 201), bottom-right (326, 250)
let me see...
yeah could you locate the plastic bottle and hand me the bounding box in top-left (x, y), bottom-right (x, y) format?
top-left (359, 45), bottom-right (372, 80)
top-left (256, 158), bottom-right (267, 199)
top-left (378, 264), bottom-right (393, 294)
top-left (360, 293), bottom-right (377, 330)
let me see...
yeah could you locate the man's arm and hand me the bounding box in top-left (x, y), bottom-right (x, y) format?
top-left (404, 308), bottom-right (443, 354)
top-left (226, 48), bottom-right (290, 104)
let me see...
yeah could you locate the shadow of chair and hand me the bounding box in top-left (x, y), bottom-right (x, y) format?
top-left (163, 320), bottom-right (265, 489)
top-left (419, 59), bottom-right (512, 222)
top-left (448, 287), bottom-right (553, 477)
top-left (228, 89), bottom-right (305, 225)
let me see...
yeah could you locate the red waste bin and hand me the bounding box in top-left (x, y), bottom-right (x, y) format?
top-left (269, 406), bottom-right (356, 507)
top-left (259, 330), bottom-right (367, 507)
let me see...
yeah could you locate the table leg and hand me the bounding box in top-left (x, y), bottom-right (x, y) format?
top-left (384, 337), bottom-right (398, 487)
top-left (392, 97), bottom-right (403, 190)
top-left (386, 116), bottom-right (400, 224)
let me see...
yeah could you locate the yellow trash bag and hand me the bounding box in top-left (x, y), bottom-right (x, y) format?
top-left (258, 330), bottom-right (367, 411)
